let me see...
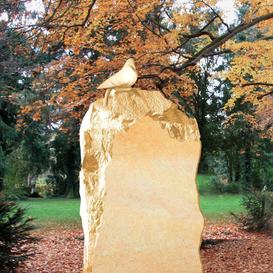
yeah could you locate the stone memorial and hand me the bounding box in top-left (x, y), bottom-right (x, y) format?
top-left (79, 61), bottom-right (204, 273)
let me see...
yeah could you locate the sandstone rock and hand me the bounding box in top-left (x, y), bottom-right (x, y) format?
top-left (79, 88), bottom-right (204, 273)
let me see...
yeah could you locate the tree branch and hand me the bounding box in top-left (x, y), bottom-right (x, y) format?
top-left (44, 0), bottom-right (64, 24)
top-left (182, 31), bottom-right (215, 41)
top-left (138, 74), bottom-right (164, 84)
top-left (257, 90), bottom-right (273, 99)
top-left (126, 0), bottom-right (162, 38)
top-left (56, 1), bottom-right (97, 41)
top-left (204, 49), bottom-right (232, 57)
top-left (239, 83), bottom-right (273, 99)
top-left (198, 0), bottom-right (231, 32)
top-left (241, 82), bottom-right (273, 87)
top-left (63, 0), bottom-right (96, 29)
top-left (162, 12), bottom-right (273, 73)
top-left (179, 16), bottom-right (218, 47)
top-left (137, 74), bottom-right (170, 99)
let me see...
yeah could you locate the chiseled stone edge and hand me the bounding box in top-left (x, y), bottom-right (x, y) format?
top-left (79, 89), bottom-right (201, 272)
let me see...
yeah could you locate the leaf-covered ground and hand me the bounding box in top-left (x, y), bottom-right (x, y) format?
top-left (202, 224), bottom-right (273, 273)
top-left (17, 224), bottom-right (273, 273)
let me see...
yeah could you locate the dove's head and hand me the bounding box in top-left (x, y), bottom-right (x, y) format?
top-left (125, 58), bottom-right (136, 70)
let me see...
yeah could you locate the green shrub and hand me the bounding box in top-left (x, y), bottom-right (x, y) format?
top-left (3, 148), bottom-right (31, 199)
top-left (209, 177), bottom-right (240, 194)
top-left (208, 176), bottom-right (224, 193)
top-left (223, 182), bottom-right (240, 193)
top-left (35, 176), bottom-right (54, 197)
top-left (0, 190), bottom-right (28, 201)
top-left (206, 152), bottom-right (241, 193)
top-left (0, 200), bottom-right (37, 272)
top-left (234, 191), bottom-right (273, 231)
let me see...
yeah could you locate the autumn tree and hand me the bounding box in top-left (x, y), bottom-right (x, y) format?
top-left (14, 0), bottom-right (273, 194)
top-left (221, 1), bottom-right (273, 190)
top-left (225, 1), bottom-right (273, 136)
top-left (19, 1), bottom-right (270, 127)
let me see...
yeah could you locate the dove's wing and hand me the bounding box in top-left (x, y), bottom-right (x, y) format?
top-left (98, 66), bottom-right (137, 89)
top-left (98, 70), bottom-right (125, 89)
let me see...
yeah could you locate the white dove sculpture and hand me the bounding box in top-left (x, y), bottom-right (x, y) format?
top-left (98, 58), bottom-right (138, 106)
top-left (98, 58), bottom-right (138, 89)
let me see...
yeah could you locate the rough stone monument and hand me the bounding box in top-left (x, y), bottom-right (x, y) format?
top-left (79, 61), bottom-right (204, 273)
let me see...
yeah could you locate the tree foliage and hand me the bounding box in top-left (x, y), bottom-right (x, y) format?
top-left (0, 1), bottom-right (31, 190)
top-left (1, 0), bottom-right (272, 196)
top-left (0, 200), bottom-right (36, 272)
top-left (18, 0), bottom-right (273, 132)
top-left (0, 1), bottom-right (51, 195)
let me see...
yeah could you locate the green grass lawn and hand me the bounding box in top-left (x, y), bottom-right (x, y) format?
top-left (19, 198), bottom-right (81, 228)
top-left (19, 194), bottom-right (244, 228)
top-left (197, 174), bottom-right (244, 220)
top-left (199, 194), bottom-right (244, 220)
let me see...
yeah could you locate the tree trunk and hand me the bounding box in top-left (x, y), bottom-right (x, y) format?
top-left (244, 145), bottom-right (252, 186)
top-left (27, 174), bottom-right (36, 194)
top-left (0, 177), bottom-right (3, 191)
top-left (224, 152), bottom-right (232, 183)
top-left (235, 158), bottom-right (241, 182)
top-left (65, 146), bottom-right (79, 198)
